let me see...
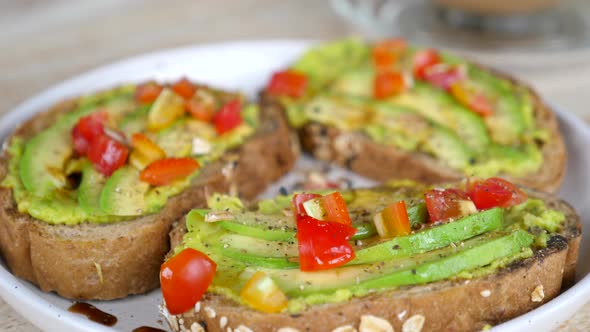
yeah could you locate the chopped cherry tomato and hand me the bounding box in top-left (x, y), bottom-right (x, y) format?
top-left (372, 38), bottom-right (407, 70)
top-left (71, 111), bottom-right (108, 155)
top-left (171, 77), bottom-right (197, 99)
top-left (291, 192), bottom-right (321, 216)
top-left (240, 271), bottom-right (288, 313)
top-left (160, 248), bottom-right (216, 315)
top-left (213, 99), bottom-right (243, 135)
top-left (140, 157), bottom-right (200, 186)
top-left (302, 192), bottom-right (352, 225)
top-left (424, 188), bottom-right (476, 223)
top-left (185, 90), bottom-right (217, 122)
top-left (129, 133), bottom-right (166, 170)
top-left (266, 70), bottom-right (308, 98)
top-left (413, 49), bottom-right (441, 80)
top-left (374, 201), bottom-right (411, 238)
top-left (423, 65), bottom-right (464, 91)
top-left (468, 177), bottom-right (528, 210)
top-left (135, 83), bottom-right (163, 104)
top-left (374, 71), bottom-right (405, 99)
top-left (450, 82), bottom-right (494, 117)
top-left (296, 214), bottom-right (356, 271)
top-left (87, 135), bottom-right (129, 176)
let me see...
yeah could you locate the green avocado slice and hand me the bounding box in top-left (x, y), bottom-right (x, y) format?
top-left (245, 231), bottom-right (526, 297)
top-left (352, 207), bottom-right (503, 264)
top-left (99, 166), bottom-right (149, 216)
top-left (353, 229), bottom-right (533, 291)
top-left (78, 162), bottom-right (108, 216)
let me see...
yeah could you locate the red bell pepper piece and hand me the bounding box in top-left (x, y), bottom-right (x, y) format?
top-left (296, 214), bottom-right (356, 271)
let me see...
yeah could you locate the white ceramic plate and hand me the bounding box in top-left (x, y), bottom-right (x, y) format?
top-left (0, 41), bottom-right (588, 332)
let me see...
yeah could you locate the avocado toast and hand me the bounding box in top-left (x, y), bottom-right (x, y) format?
top-left (262, 39), bottom-right (566, 192)
top-left (160, 179), bottom-right (580, 332)
top-left (0, 79), bottom-right (298, 300)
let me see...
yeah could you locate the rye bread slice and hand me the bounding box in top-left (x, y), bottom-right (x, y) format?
top-left (0, 87), bottom-right (299, 300)
top-left (261, 63), bottom-right (567, 193)
top-left (163, 190), bottom-right (581, 332)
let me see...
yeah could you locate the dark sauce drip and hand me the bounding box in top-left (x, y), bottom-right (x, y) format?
top-left (132, 327), bottom-right (167, 332)
top-left (68, 302), bottom-right (117, 327)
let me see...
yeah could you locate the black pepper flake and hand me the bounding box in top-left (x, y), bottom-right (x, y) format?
top-left (279, 186), bottom-right (289, 196)
top-left (411, 269), bottom-right (417, 275)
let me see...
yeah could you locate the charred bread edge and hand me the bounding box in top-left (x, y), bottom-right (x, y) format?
top-left (163, 190), bottom-right (581, 332)
top-left (0, 84), bottom-right (299, 300)
top-left (260, 61), bottom-right (567, 194)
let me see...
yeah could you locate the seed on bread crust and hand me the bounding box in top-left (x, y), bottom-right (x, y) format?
top-left (332, 325), bottom-right (358, 332)
top-left (480, 289), bottom-right (491, 298)
top-left (359, 314), bottom-right (394, 332)
top-left (234, 325), bottom-right (253, 332)
top-left (190, 322), bottom-right (205, 332)
top-left (402, 315), bottom-right (425, 332)
top-left (220, 316), bottom-right (228, 329)
top-left (277, 328), bottom-right (301, 332)
top-left (204, 306), bottom-right (216, 318)
top-left (531, 285), bottom-right (545, 302)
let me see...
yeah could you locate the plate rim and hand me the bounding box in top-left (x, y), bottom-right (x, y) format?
top-left (0, 39), bottom-right (588, 332)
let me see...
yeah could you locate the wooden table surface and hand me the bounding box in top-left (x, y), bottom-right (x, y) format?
top-left (0, 1), bottom-right (588, 331)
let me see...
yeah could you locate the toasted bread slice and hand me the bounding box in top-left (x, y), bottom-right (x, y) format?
top-left (0, 87), bottom-right (298, 300)
top-left (262, 63), bottom-right (567, 194)
top-left (163, 190), bottom-right (581, 332)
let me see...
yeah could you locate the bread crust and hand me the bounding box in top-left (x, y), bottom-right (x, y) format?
top-left (262, 63), bottom-right (567, 193)
top-left (0, 87), bottom-right (298, 300)
top-left (165, 190), bottom-right (581, 332)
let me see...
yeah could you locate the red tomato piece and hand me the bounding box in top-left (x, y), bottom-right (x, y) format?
top-left (468, 177), bottom-right (528, 210)
top-left (424, 188), bottom-right (474, 223)
top-left (266, 70), bottom-right (308, 98)
top-left (135, 83), bottom-right (163, 104)
top-left (423, 65), bottom-right (464, 91)
top-left (160, 248), bottom-right (216, 315)
top-left (372, 38), bottom-right (407, 70)
top-left (374, 71), bottom-right (405, 99)
top-left (291, 192), bottom-right (322, 216)
top-left (140, 157), bottom-right (200, 186)
top-left (87, 135), bottom-right (129, 176)
top-left (213, 99), bottom-right (243, 135)
top-left (171, 77), bottom-right (197, 99)
top-left (413, 49), bottom-right (441, 80)
top-left (296, 214), bottom-right (356, 271)
top-left (71, 111), bottom-right (108, 155)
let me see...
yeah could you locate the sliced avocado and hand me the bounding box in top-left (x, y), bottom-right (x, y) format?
top-left (99, 166), bottom-right (149, 216)
top-left (392, 82), bottom-right (490, 153)
top-left (78, 162), bottom-right (108, 216)
top-left (303, 95), bottom-right (374, 131)
top-left (292, 38), bottom-right (369, 91)
top-left (19, 105), bottom-right (97, 197)
top-left (353, 230), bottom-right (533, 291)
top-left (352, 207), bottom-right (503, 264)
top-left (467, 66), bottom-right (531, 145)
top-left (247, 231), bottom-right (508, 296)
top-left (423, 125), bottom-right (473, 170)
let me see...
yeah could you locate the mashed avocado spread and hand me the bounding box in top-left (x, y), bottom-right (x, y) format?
top-left (279, 39), bottom-right (546, 178)
top-left (176, 185), bottom-right (565, 313)
top-left (1, 83), bottom-right (258, 224)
